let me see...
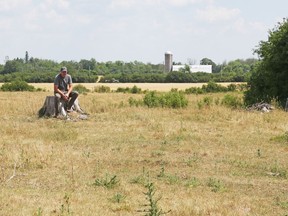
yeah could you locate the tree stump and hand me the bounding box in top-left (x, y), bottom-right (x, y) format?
top-left (38, 96), bottom-right (67, 118)
top-left (38, 96), bottom-right (85, 118)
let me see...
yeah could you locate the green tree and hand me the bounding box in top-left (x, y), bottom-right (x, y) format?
top-left (244, 18), bottom-right (288, 106)
top-left (1, 59), bottom-right (23, 74)
top-left (0, 64), bottom-right (4, 73)
top-left (200, 58), bottom-right (217, 73)
top-left (179, 65), bottom-right (191, 73)
top-left (221, 59), bottom-right (257, 75)
top-left (25, 51), bottom-right (29, 64)
top-left (79, 58), bottom-right (96, 70)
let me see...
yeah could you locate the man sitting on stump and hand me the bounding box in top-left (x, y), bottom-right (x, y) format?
top-left (54, 66), bottom-right (78, 116)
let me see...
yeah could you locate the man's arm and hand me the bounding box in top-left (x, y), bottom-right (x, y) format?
top-left (54, 84), bottom-right (69, 101)
top-left (67, 83), bottom-right (73, 96)
top-left (66, 75), bottom-right (73, 96)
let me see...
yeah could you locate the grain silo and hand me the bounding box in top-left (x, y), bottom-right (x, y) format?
top-left (164, 51), bottom-right (173, 72)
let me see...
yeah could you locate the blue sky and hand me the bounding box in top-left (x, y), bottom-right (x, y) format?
top-left (0, 0), bottom-right (287, 64)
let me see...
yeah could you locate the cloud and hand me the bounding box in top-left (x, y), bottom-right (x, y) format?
top-left (74, 15), bottom-right (93, 25)
top-left (0, 0), bottom-right (32, 11)
top-left (232, 18), bottom-right (246, 33)
top-left (109, 0), bottom-right (211, 9)
top-left (0, 0), bottom-right (73, 31)
top-left (44, 9), bottom-right (68, 24)
top-left (21, 0), bottom-right (73, 29)
top-left (248, 21), bottom-right (267, 31)
top-left (196, 5), bottom-right (240, 22)
top-left (167, 0), bottom-right (213, 7)
top-left (0, 19), bottom-right (12, 30)
top-left (39, 0), bottom-right (70, 10)
top-left (229, 19), bottom-right (268, 35)
top-left (56, 0), bottom-right (70, 9)
top-left (109, 0), bottom-right (136, 9)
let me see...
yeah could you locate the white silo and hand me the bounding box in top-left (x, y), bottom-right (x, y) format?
top-left (164, 51), bottom-right (173, 72)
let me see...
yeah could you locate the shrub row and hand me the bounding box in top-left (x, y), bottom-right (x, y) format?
top-left (116, 85), bottom-right (142, 94)
top-left (185, 82), bottom-right (247, 94)
top-left (197, 94), bottom-right (243, 109)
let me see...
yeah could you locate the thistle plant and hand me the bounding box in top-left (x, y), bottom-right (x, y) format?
top-left (139, 182), bottom-right (171, 216)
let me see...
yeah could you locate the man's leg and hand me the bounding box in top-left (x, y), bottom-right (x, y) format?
top-left (67, 91), bottom-right (79, 110)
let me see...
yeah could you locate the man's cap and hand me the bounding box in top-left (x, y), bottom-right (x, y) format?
top-left (60, 67), bottom-right (67, 72)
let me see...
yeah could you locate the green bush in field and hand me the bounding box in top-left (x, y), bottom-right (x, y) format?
top-left (128, 97), bottom-right (143, 107)
top-left (0, 80), bottom-right (36, 92)
top-left (202, 81), bottom-right (228, 93)
top-left (185, 82), bottom-right (243, 95)
top-left (130, 85), bottom-right (142, 94)
top-left (162, 91), bottom-right (188, 108)
top-left (197, 96), bottom-right (213, 109)
top-left (203, 96), bottom-right (213, 106)
top-left (237, 83), bottom-right (248, 91)
top-left (94, 85), bottom-right (111, 93)
top-left (116, 85), bottom-right (142, 94)
top-left (227, 84), bottom-right (237, 91)
top-left (143, 91), bottom-right (160, 108)
top-left (143, 91), bottom-right (188, 108)
top-left (73, 84), bottom-right (90, 94)
top-left (116, 87), bottom-right (130, 93)
top-left (185, 81), bottom-right (238, 94)
top-left (185, 87), bottom-right (204, 94)
top-left (221, 94), bottom-right (243, 109)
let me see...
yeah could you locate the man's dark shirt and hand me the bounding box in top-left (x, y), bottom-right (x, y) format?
top-left (54, 73), bottom-right (72, 93)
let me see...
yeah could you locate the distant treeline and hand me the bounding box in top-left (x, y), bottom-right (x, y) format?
top-left (0, 55), bottom-right (257, 83)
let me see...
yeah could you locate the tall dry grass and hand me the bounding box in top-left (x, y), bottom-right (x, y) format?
top-left (0, 90), bottom-right (287, 215)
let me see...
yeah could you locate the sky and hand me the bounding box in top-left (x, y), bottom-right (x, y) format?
top-left (0, 0), bottom-right (287, 65)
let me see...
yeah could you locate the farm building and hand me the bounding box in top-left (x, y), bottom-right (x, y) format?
top-left (164, 51), bottom-right (212, 73)
top-left (172, 65), bottom-right (212, 73)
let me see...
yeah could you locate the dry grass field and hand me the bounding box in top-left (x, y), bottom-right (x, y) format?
top-left (0, 84), bottom-right (287, 215)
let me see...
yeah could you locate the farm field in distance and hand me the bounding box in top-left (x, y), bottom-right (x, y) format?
top-left (0, 84), bottom-right (287, 215)
top-left (32, 82), bottom-right (207, 92)
top-left (26, 82), bottom-right (243, 92)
